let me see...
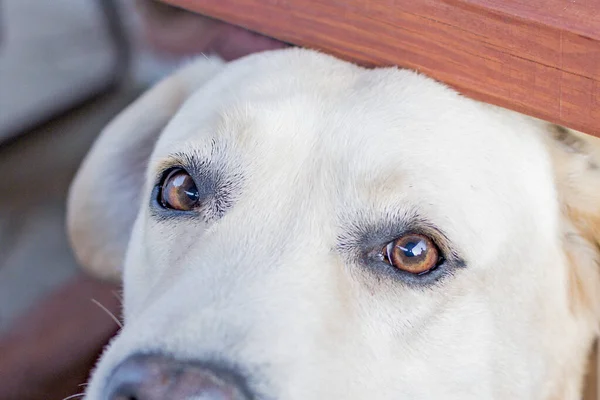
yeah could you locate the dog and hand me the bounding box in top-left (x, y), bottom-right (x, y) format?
top-left (67, 48), bottom-right (600, 399)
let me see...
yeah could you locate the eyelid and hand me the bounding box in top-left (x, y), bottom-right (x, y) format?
top-left (338, 217), bottom-right (466, 283)
top-left (154, 161), bottom-right (188, 187)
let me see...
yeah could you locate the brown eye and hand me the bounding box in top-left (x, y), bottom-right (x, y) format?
top-left (159, 169), bottom-right (200, 211)
top-left (383, 234), bottom-right (440, 275)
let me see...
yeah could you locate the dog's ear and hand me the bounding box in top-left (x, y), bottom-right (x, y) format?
top-left (546, 125), bottom-right (600, 325)
top-left (67, 58), bottom-right (224, 281)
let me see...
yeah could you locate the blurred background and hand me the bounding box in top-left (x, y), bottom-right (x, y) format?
top-left (0, 1), bottom-right (285, 398)
top-left (0, 0), bottom-right (187, 333)
top-left (0, 1), bottom-right (177, 398)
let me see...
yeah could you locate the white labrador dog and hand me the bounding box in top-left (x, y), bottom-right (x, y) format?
top-left (68, 49), bottom-right (600, 400)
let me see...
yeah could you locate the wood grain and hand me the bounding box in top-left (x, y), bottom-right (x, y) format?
top-left (162, 0), bottom-right (600, 138)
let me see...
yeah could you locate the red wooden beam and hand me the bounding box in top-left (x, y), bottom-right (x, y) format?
top-left (162, 0), bottom-right (600, 138)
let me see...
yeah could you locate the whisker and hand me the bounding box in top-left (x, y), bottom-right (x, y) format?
top-left (91, 298), bottom-right (123, 328)
top-left (78, 383), bottom-right (88, 387)
top-left (63, 392), bottom-right (85, 400)
top-left (111, 290), bottom-right (123, 304)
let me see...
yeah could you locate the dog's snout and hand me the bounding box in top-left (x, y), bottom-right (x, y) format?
top-left (104, 354), bottom-right (250, 400)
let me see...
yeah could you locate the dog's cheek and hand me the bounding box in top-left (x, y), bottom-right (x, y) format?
top-left (121, 218), bottom-right (158, 321)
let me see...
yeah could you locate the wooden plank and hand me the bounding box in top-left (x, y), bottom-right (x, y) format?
top-left (163, 0), bottom-right (600, 138)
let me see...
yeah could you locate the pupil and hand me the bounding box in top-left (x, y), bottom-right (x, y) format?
top-left (171, 174), bottom-right (199, 203)
top-left (184, 188), bottom-right (199, 202)
top-left (400, 239), bottom-right (427, 258)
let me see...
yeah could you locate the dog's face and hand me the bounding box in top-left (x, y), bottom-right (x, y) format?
top-left (68, 49), bottom-right (600, 399)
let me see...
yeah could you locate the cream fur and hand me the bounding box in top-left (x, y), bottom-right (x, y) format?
top-left (67, 49), bottom-right (600, 399)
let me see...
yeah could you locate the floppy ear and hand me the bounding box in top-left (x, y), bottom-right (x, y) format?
top-left (67, 57), bottom-right (224, 281)
top-left (546, 125), bottom-right (600, 324)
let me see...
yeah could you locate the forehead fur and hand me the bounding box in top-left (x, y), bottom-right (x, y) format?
top-left (149, 49), bottom-right (559, 269)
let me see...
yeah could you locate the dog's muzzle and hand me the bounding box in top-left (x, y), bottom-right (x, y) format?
top-left (104, 354), bottom-right (251, 400)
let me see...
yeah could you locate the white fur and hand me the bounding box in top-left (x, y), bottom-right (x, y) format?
top-left (67, 49), bottom-right (600, 399)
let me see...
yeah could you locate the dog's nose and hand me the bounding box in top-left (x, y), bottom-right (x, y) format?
top-left (104, 354), bottom-right (250, 400)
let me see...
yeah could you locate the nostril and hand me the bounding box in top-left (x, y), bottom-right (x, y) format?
top-left (104, 354), bottom-right (251, 400)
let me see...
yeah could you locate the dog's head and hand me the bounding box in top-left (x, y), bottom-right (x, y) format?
top-left (68, 49), bottom-right (600, 399)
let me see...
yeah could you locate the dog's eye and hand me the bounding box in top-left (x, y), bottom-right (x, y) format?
top-left (159, 169), bottom-right (200, 211)
top-left (382, 234), bottom-right (441, 274)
